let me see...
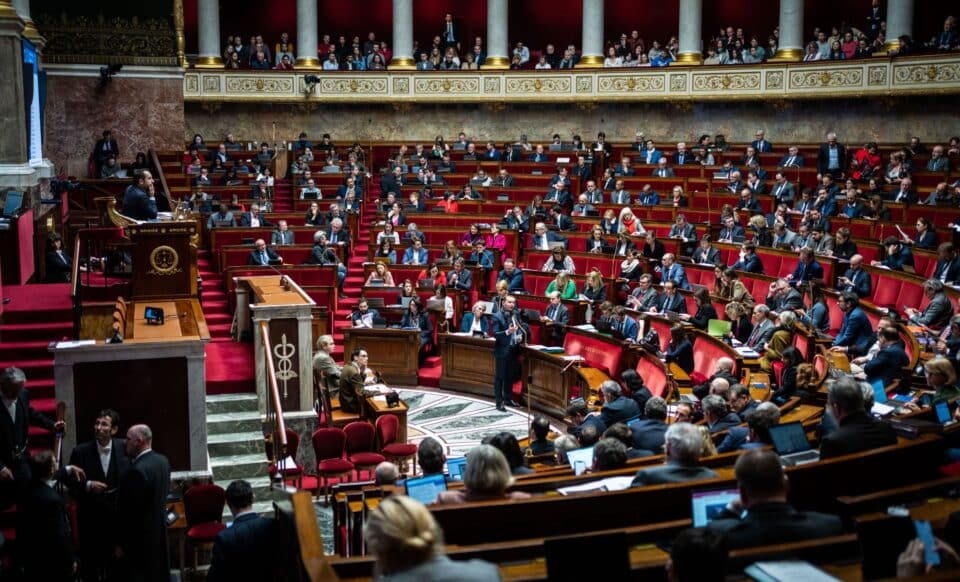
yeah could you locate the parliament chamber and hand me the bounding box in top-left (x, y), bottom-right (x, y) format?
top-left (1, 0), bottom-right (960, 580)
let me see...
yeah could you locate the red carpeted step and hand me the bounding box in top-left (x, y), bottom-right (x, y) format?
top-left (29, 396), bottom-right (55, 416)
top-left (0, 340), bottom-right (57, 361)
top-left (0, 359), bottom-right (53, 380)
top-left (25, 378), bottom-right (55, 401)
top-left (205, 342), bottom-right (255, 394)
top-left (207, 323), bottom-right (234, 336)
top-left (0, 321), bottom-right (73, 342)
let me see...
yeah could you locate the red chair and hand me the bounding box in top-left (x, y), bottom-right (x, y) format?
top-left (267, 428), bottom-right (303, 489)
top-left (376, 415), bottom-right (418, 476)
top-left (183, 484), bottom-right (227, 573)
top-left (770, 360), bottom-right (785, 388)
top-left (312, 427), bottom-right (354, 504)
top-left (344, 421), bottom-right (386, 480)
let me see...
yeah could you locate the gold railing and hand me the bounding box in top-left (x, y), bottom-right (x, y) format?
top-left (260, 320), bottom-right (289, 478)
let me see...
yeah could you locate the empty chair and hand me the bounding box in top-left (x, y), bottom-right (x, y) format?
top-left (376, 415), bottom-right (417, 476)
top-left (343, 421), bottom-right (386, 480)
top-left (266, 428), bottom-right (303, 489)
top-left (312, 427), bottom-right (354, 504)
top-left (183, 483), bottom-right (227, 574)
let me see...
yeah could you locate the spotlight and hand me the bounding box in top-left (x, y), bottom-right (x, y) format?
top-left (303, 74), bottom-right (319, 94)
top-left (99, 63), bottom-right (123, 87)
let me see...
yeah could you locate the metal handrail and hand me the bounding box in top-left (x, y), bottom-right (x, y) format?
top-left (260, 320), bottom-right (289, 471)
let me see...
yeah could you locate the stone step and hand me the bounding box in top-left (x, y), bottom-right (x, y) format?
top-left (207, 430), bottom-right (266, 457)
top-left (215, 475), bottom-right (275, 503)
top-left (221, 499), bottom-right (279, 522)
top-left (210, 453), bottom-right (269, 481)
top-left (205, 393), bottom-right (260, 415)
top-left (206, 410), bottom-right (261, 435)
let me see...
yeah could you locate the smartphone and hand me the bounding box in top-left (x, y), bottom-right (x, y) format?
top-left (914, 520), bottom-right (940, 567)
top-left (573, 460), bottom-right (586, 476)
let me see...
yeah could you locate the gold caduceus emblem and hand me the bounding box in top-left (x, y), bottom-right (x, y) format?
top-left (148, 245), bottom-right (181, 276)
top-left (273, 333), bottom-right (298, 399)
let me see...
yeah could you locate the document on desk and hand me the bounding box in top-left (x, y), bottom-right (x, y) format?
top-left (744, 561), bottom-right (840, 582)
top-left (735, 347), bottom-right (761, 358)
top-left (54, 340), bottom-right (97, 349)
top-left (558, 476), bottom-right (634, 496)
top-left (561, 355), bottom-right (585, 362)
top-left (574, 324), bottom-right (597, 331)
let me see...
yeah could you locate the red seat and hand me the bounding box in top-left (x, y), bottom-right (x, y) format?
top-left (184, 483), bottom-right (227, 573)
top-left (376, 414), bottom-right (418, 475)
top-left (771, 360), bottom-right (785, 387)
top-left (635, 353), bottom-right (669, 398)
top-left (267, 428), bottom-right (303, 489)
top-left (343, 421), bottom-right (385, 480)
top-left (312, 427), bottom-right (354, 503)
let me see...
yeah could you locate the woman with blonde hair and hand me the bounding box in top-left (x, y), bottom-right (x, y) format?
top-left (364, 495), bottom-right (500, 579)
top-left (618, 207), bottom-right (644, 235)
top-left (696, 425), bottom-right (718, 457)
top-left (436, 445), bottom-right (531, 504)
top-left (365, 262), bottom-right (395, 287)
top-left (546, 271), bottom-right (577, 299)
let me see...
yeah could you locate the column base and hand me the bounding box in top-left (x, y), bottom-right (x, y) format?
top-left (295, 56), bottom-right (321, 70)
top-left (21, 18), bottom-right (45, 48)
top-left (768, 47), bottom-right (804, 62)
top-left (194, 55), bottom-right (224, 69)
top-left (873, 39), bottom-right (901, 56)
top-left (388, 57), bottom-right (415, 71)
top-left (576, 55), bottom-right (604, 68)
top-left (675, 52), bottom-right (702, 65)
top-left (483, 56), bottom-right (510, 70)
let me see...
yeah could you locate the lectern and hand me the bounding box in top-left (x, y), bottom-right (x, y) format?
top-left (125, 222), bottom-right (199, 299)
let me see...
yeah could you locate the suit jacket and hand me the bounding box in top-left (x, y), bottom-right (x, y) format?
top-left (672, 151), bottom-right (694, 165)
top-left (863, 344), bottom-right (909, 387)
top-left (0, 389), bottom-right (55, 474)
top-left (778, 154), bottom-right (805, 167)
top-left (45, 250), bottom-right (73, 283)
top-left (497, 268), bottom-right (525, 292)
top-left (751, 139), bottom-right (773, 153)
top-left (631, 463), bottom-right (719, 487)
top-left (207, 512), bottom-right (280, 582)
top-left (769, 288), bottom-right (804, 312)
top-left (651, 167), bottom-right (675, 178)
top-left (16, 481), bottom-right (75, 580)
top-left (732, 253), bottom-right (764, 274)
top-left (447, 267), bottom-right (473, 291)
top-left (95, 138), bottom-right (120, 161)
top-left (791, 260), bottom-right (824, 284)
top-left (611, 189), bottom-right (632, 205)
top-left (271, 230), bottom-right (295, 245)
top-left (492, 309), bottom-right (528, 358)
top-left (832, 307), bottom-right (873, 353)
top-left (771, 181), bottom-right (796, 204)
top-left (934, 257), bottom-right (960, 284)
top-left (882, 246), bottom-right (914, 271)
top-left (460, 312), bottom-right (491, 335)
top-left (706, 501), bottom-right (843, 550)
top-left (816, 142), bottom-right (848, 176)
top-left (380, 173), bottom-right (403, 195)
top-left (248, 247), bottom-right (280, 265)
top-left (913, 292), bottom-right (953, 330)
top-left (657, 293), bottom-right (687, 315)
top-left (122, 185), bottom-right (158, 221)
top-left (716, 426), bottom-right (750, 453)
top-left (239, 212), bottom-right (272, 228)
top-left (692, 246), bottom-right (721, 265)
top-left (632, 287), bottom-right (660, 311)
top-left (640, 149), bottom-right (663, 165)
top-left (630, 419), bottom-right (668, 453)
top-left (661, 263), bottom-right (690, 290)
top-left (709, 411), bottom-right (743, 433)
top-left (118, 450), bottom-right (171, 582)
top-left (746, 319), bottom-right (775, 349)
top-left (338, 362), bottom-right (366, 413)
top-left (530, 231), bottom-right (566, 250)
top-left (600, 397), bottom-right (640, 427)
top-left (312, 351), bottom-right (342, 390)
top-left (820, 411), bottom-right (897, 459)
top-left (720, 225), bottom-right (747, 242)
top-left (841, 268), bottom-right (872, 298)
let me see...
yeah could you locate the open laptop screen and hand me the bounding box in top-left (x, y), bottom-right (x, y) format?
top-left (767, 421), bottom-right (811, 455)
top-left (446, 457), bottom-right (467, 481)
top-left (404, 473), bottom-right (447, 505)
top-left (691, 488), bottom-right (740, 527)
top-left (566, 446), bottom-right (594, 476)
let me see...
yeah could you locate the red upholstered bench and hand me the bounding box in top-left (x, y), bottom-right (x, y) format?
top-left (562, 330), bottom-right (627, 378)
top-left (635, 352), bottom-right (673, 399)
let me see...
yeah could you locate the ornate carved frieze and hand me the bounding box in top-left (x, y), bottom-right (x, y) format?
top-left (34, 13), bottom-right (177, 66)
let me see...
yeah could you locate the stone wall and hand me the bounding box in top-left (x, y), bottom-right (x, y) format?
top-left (45, 71), bottom-right (185, 177)
top-left (184, 98), bottom-right (960, 148)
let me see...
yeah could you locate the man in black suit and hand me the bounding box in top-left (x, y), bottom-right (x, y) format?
top-left (248, 238), bottom-right (281, 265)
top-left (94, 129), bottom-right (120, 173)
top-left (16, 450), bottom-right (77, 581)
top-left (117, 424), bottom-right (171, 582)
top-left (820, 377), bottom-right (897, 460)
top-left (68, 408), bottom-right (130, 582)
top-left (631, 423), bottom-right (719, 487)
top-left (816, 132), bottom-right (847, 180)
top-left (598, 381), bottom-right (641, 427)
top-left (380, 166), bottom-right (404, 197)
top-left (208, 480), bottom-right (279, 582)
top-left (861, 326), bottom-right (910, 388)
top-left (542, 291), bottom-right (570, 345)
top-left (492, 295), bottom-right (528, 411)
top-left (934, 242), bottom-right (960, 284)
top-left (631, 397), bottom-right (669, 453)
top-left (703, 394), bottom-right (742, 433)
top-left (0, 367), bottom-right (62, 509)
top-left (704, 449), bottom-right (843, 549)
top-left (238, 204), bottom-right (272, 228)
top-left (122, 169), bottom-right (158, 221)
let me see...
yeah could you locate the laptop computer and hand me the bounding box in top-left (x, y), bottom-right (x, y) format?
top-left (417, 278), bottom-right (435, 290)
top-left (365, 297), bottom-right (385, 308)
top-left (768, 421), bottom-right (820, 466)
top-left (707, 319), bottom-right (732, 338)
top-left (426, 298), bottom-right (445, 311)
top-left (404, 473), bottom-right (448, 505)
top-left (548, 241), bottom-right (566, 252)
top-left (565, 446), bottom-right (594, 476)
top-left (367, 279), bottom-right (386, 287)
top-left (664, 311), bottom-right (682, 323)
top-left (691, 488), bottom-right (740, 527)
top-left (446, 457), bottom-right (467, 481)
top-left (399, 296), bottom-right (414, 309)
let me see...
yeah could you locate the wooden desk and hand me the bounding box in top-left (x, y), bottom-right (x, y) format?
top-left (439, 333), bottom-right (496, 397)
top-left (52, 298), bottom-right (210, 473)
top-left (342, 327), bottom-right (420, 386)
top-left (365, 396), bottom-right (409, 444)
top-left (521, 348), bottom-right (580, 418)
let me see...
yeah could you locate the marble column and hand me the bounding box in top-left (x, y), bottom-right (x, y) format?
top-left (485, 0), bottom-right (509, 69)
top-left (578, 0), bottom-right (604, 67)
top-left (771, 0), bottom-right (804, 61)
top-left (195, 0), bottom-right (222, 68)
top-left (0, 1), bottom-right (26, 165)
top-left (676, 0), bottom-right (702, 65)
top-left (10, 0), bottom-right (40, 48)
top-left (295, 0), bottom-right (320, 69)
top-left (882, 0), bottom-right (914, 54)
top-left (389, 0), bottom-right (414, 69)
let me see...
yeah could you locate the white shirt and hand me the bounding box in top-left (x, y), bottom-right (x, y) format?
top-left (98, 442), bottom-right (112, 475)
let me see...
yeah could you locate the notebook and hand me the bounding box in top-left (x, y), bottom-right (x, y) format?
top-left (707, 319), bottom-right (732, 338)
top-left (768, 421), bottom-right (820, 466)
top-left (691, 488), bottom-right (740, 527)
top-left (404, 473), bottom-right (447, 505)
top-left (446, 457), bottom-right (467, 481)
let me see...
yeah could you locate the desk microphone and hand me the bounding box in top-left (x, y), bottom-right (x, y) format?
top-left (560, 357), bottom-right (581, 374)
top-left (265, 261), bottom-right (288, 289)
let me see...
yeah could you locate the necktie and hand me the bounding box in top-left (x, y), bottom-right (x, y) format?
top-left (260, 251), bottom-right (267, 264)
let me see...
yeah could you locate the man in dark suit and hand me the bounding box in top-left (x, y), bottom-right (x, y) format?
top-left (788, 248), bottom-right (824, 286)
top-left (731, 243), bottom-right (764, 274)
top-left (94, 129), bottom-right (120, 172)
top-left (830, 292), bottom-right (874, 356)
top-left (0, 367), bottom-right (62, 509)
top-left (117, 424), bottom-right (171, 582)
top-left (380, 166), bottom-right (404, 196)
top-left (778, 146), bottom-right (805, 168)
top-left (207, 480), bottom-right (280, 582)
top-left (68, 408), bottom-right (130, 582)
top-left (590, 132), bottom-right (613, 157)
top-left (238, 204), bottom-right (272, 228)
top-left (820, 377), bottom-right (897, 459)
top-left (497, 258), bottom-right (525, 292)
top-left (631, 397), bottom-right (669, 453)
top-left (705, 449), bottom-right (842, 548)
top-left (447, 258), bottom-right (473, 292)
top-left (750, 130), bottom-right (773, 153)
top-left (326, 217), bottom-right (351, 258)
top-left (16, 450), bottom-right (77, 581)
top-left (906, 279), bottom-right (954, 331)
top-left (693, 357), bottom-right (738, 399)
top-left (862, 326), bottom-right (910, 388)
top-left (718, 217), bottom-right (746, 244)
top-left (530, 222), bottom-right (566, 251)
top-left (703, 394), bottom-right (742, 433)
top-left (839, 254), bottom-right (872, 298)
top-left (492, 295), bottom-right (528, 411)
top-left (934, 242), bottom-right (960, 284)
top-left (122, 170), bottom-right (158, 221)
top-left (631, 423), bottom-right (719, 487)
top-left (598, 381), bottom-right (641, 427)
top-left (248, 238), bottom-right (281, 265)
top-left (271, 220), bottom-right (295, 246)
top-left (816, 132), bottom-right (847, 180)
top-left (765, 278), bottom-right (803, 314)
top-left (542, 291), bottom-right (570, 345)
top-left (770, 172), bottom-right (796, 206)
